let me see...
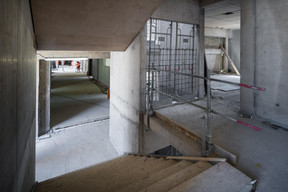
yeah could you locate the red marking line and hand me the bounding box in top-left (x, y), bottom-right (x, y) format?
top-left (239, 83), bottom-right (265, 91)
top-left (236, 120), bottom-right (262, 131)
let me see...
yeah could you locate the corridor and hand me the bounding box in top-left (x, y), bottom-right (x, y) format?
top-left (36, 72), bottom-right (119, 182)
top-left (50, 72), bottom-right (109, 129)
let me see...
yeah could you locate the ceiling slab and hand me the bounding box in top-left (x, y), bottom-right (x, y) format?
top-left (31, 0), bottom-right (163, 51)
top-left (204, 0), bottom-right (240, 29)
top-left (38, 51), bottom-right (110, 59)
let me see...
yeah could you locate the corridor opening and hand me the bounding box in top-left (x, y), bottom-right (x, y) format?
top-left (36, 57), bottom-right (119, 182)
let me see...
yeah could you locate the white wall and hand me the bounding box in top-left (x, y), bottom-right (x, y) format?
top-left (109, 32), bottom-right (143, 153)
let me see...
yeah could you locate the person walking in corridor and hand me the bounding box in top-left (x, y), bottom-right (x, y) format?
top-left (76, 61), bottom-right (81, 72)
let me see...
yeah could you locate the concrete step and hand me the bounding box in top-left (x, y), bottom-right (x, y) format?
top-left (168, 162), bottom-right (252, 192)
top-left (36, 155), bottom-right (252, 192)
top-left (117, 160), bottom-right (193, 192)
top-left (110, 156), bottom-right (177, 191)
top-left (36, 155), bottom-right (177, 192)
top-left (138, 161), bottom-right (212, 192)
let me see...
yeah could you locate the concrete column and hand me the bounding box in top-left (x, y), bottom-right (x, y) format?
top-left (224, 32), bottom-right (229, 72)
top-left (109, 32), bottom-right (143, 154)
top-left (198, 8), bottom-right (205, 98)
top-left (38, 60), bottom-right (51, 136)
top-left (241, 0), bottom-right (288, 125)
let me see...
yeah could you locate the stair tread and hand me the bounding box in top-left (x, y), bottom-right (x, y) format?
top-left (36, 155), bottom-right (177, 192)
top-left (117, 160), bottom-right (193, 192)
top-left (168, 162), bottom-right (251, 192)
top-left (139, 161), bottom-right (212, 192)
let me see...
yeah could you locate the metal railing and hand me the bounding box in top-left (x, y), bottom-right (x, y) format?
top-left (146, 68), bottom-right (265, 156)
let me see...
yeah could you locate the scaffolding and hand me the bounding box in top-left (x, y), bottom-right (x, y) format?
top-left (146, 18), bottom-right (265, 157)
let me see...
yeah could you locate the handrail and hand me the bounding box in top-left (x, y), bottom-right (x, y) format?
top-left (148, 67), bottom-right (265, 91)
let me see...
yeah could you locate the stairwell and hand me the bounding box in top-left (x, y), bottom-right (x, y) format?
top-left (36, 154), bottom-right (254, 192)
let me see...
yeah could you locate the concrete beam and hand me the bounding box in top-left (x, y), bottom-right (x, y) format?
top-left (205, 27), bottom-right (232, 38)
top-left (38, 51), bottom-right (110, 59)
top-left (145, 115), bottom-right (202, 156)
top-left (31, 0), bottom-right (163, 51)
top-left (200, 0), bottom-right (224, 7)
top-left (152, 0), bottom-right (200, 24)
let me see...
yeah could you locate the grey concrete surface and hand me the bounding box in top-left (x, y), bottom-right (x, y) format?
top-left (109, 27), bottom-right (172, 155)
top-left (30, 0), bottom-right (163, 51)
top-left (155, 81), bottom-right (288, 192)
top-left (38, 51), bottom-right (110, 59)
top-left (211, 74), bottom-right (240, 91)
top-left (36, 120), bottom-right (120, 182)
top-left (201, 0), bottom-right (223, 7)
top-left (205, 27), bottom-right (232, 38)
top-left (229, 29), bottom-right (240, 72)
top-left (204, 0), bottom-right (240, 29)
top-left (110, 32), bottom-right (143, 154)
top-left (38, 60), bottom-right (51, 136)
top-left (91, 59), bottom-right (110, 86)
top-left (109, 1), bottom-right (204, 154)
top-left (152, 0), bottom-right (200, 24)
top-left (241, 0), bottom-right (288, 125)
top-left (50, 72), bottom-right (109, 129)
top-left (0, 0), bottom-right (37, 191)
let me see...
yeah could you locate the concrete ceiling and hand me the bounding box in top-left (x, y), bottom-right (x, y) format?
top-left (31, 0), bottom-right (163, 51)
top-left (204, 0), bottom-right (240, 29)
top-left (38, 51), bottom-right (110, 59)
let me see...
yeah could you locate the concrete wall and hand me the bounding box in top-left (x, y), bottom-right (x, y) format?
top-left (205, 37), bottom-right (223, 72)
top-left (92, 59), bottom-right (110, 86)
top-left (241, 0), bottom-right (288, 125)
top-left (204, 28), bottom-right (236, 73)
top-left (205, 27), bottom-right (232, 38)
top-left (152, 0), bottom-right (200, 24)
top-left (0, 0), bottom-right (36, 191)
top-left (109, 0), bottom-right (205, 154)
top-left (110, 31), bottom-right (145, 153)
top-left (229, 29), bottom-right (240, 72)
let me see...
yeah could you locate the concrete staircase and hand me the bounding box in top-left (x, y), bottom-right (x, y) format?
top-left (36, 154), bottom-right (253, 192)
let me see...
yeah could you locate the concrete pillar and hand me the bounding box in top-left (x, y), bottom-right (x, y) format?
top-left (198, 8), bottom-right (205, 98)
top-left (109, 32), bottom-right (144, 154)
top-left (38, 60), bottom-right (51, 136)
top-left (224, 32), bottom-right (229, 72)
top-left (241, 0), bottom-right (288, 125)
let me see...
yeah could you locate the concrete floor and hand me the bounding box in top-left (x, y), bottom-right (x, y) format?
top-left (156, 74), bottom-right (288, 192)
top-left (50, 72), bottom-right (109, 129)
top-left (36, 120), bottom-right (120, 182)
top-left (36, 73), bottom-right (119, 182)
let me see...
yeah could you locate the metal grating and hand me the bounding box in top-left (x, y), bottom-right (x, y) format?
top-left (146, 19), bottom-right (198, 110)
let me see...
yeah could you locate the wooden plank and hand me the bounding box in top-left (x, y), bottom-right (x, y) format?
top-left (165, 156), bottom-right (226, 162)
top-left (221, 46), bottom-right (240, 76)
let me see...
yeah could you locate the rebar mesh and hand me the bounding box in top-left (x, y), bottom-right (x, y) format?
top-left (146, 19), bottom-right (199, 110)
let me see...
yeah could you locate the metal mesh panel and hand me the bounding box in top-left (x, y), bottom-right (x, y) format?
top-left (147, 19), bottom-right (198, 110)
